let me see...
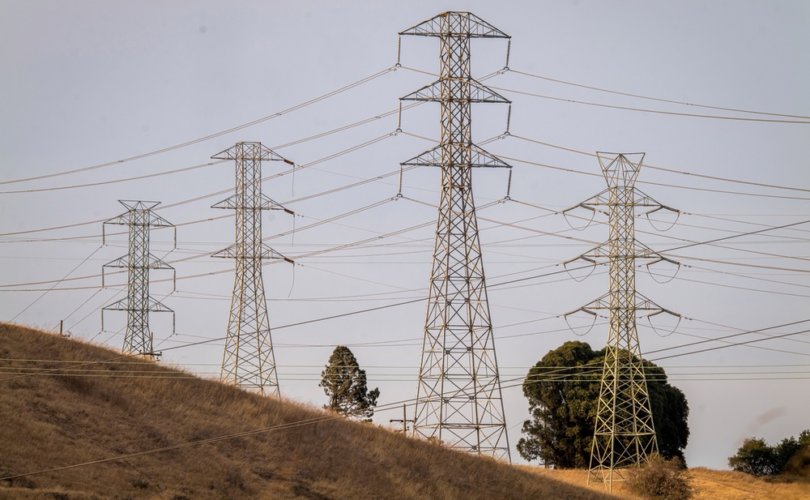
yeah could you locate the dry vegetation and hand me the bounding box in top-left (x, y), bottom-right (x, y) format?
top-left (523, 466), bottom-right (810, 500)
top-left (688, 468), bottom-right (810, 500)
top-left (0, 323), bottom-right (611, 500)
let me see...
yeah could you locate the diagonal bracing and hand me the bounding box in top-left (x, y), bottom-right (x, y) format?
top-left (213, 142), bottom-right (294, 397)
top-left (101, 200), bottom-right (176, 359)
top-left (564, 153), bottom-right (680, 490)
top-left (399, 11), bottom-right (512, 461)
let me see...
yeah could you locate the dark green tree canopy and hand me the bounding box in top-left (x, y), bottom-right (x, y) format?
top-left (320, 345), bottom-right (379, 421)
top-left (517, 341), bottom-right (690, 468)
top-left (728, 430), bottom-right (810, 476)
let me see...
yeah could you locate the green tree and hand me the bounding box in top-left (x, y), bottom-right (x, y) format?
top-left (729, 430), bottom-right (810, 476)
top-left (517, 341), bottom-right (690, 467)
top-left (800, 430), bottom-right (810, 448)
top-left (728, 438), bottom-right (778, 476)
top-left (320, 346), bottom-right (379, 421)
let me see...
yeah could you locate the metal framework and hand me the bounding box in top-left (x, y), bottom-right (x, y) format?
top-left (564, 153), bottom-right (679, 489)
top-left (101, 200), bottom-right (175, 359)
top-left (213, 142), bottom-right (294, 397)
top-left (400, 11), bottom-right (512, 461)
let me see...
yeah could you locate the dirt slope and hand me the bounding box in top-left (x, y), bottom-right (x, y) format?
top-left (0, 324), bottom-right (610, 500)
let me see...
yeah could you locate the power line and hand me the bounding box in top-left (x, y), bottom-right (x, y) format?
top-left (0, 160), bottom-right (227, 195)
top-left (0, 129), bottom-right (398, 238)
top-left (506, 68), bottom-right (810, 120)
top-left (5, 214), bottom-right (810, 292)
top-left (661, 219), bottom-right (810, 253)
top-left (521, 197), bottom-right (810, 275)
top-left (489, 84), bottom-right (810, 124)
top-left (10, 246), bottom-right (103, 321)
top-left (646, 319), bottom-right (810, 357)
top-left (501, 154), bottom-right (810, 201)
top-left (508, 133), bottom-right (810, 194)
top-left (0, 66), bottom-right (398, 187)
top-left (651, 327), bottom-right (810, 362)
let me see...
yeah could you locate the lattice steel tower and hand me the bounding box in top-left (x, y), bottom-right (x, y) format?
top-left (101, 200), bottom-right (176, 359)
top-left (564, 153), bottom-right (679, 489)
top-left (399, 11), bottom-right (512, 461)
top-left (213, 142), bottom-right (294, 397)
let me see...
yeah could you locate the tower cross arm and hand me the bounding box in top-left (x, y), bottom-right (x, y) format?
top-left (401, 144), bottom-right (511, 169)
top-left (399, 11), bottom-right (510, 39)
top-left (212, 193), bottom-right (295, 214)
top-left (211, 142), bottom-right (294, 164)
top-left (212, 243), bottom-right (294, 264)
top-left (401, 79), bottom-right (510, 104)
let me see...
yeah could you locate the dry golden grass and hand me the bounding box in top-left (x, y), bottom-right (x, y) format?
top-left (521, 465), bottom-right (810, 500)
top-left (688, 467), bottom-right (810, 500)
top-left (520, 467), bottom-right (642, 499)
top-left (0, 323), bottom-right (611, 499)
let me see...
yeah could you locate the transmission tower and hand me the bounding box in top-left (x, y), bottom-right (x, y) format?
top-left (563, 153), bottom-right (680, 489)
top-left (101, 200), bottom-right (176, 359)
top-left (213, 141), bottom-right (294, 397)
top-left (399, 11), bottom-right (512, 461)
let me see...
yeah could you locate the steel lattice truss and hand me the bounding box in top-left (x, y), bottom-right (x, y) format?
top-left (400, 11), bottom-right (512, 461)
top-left (213, 142), bottom-right (294, 397)
top-left (565, 153), bottom-right (680, 489)
top-left (101, 200), bottom-right (175, 359)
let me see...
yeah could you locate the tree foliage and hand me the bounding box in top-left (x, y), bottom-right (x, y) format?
top-left (320, 345), bottom-right (379, 421)
top-left (729, 430), bottom-right (810, 476)
top-left (728, 438), bottom-right (778, 476)
top-left (516, 341), bottom-right (690, 468)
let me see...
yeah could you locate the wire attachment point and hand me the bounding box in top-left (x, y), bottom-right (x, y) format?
top-left (645, 205), bottom-right (681, 232)
top-left (563, 256), bottom-right (597, 283)
top-left (563, 308), bottom-right (598, 337)
top-left (561, 204), bottom-right (597, 232)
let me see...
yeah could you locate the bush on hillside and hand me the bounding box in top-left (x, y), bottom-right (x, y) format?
top-left (626, 454), bottom-right (692, 500)
top-left (785, 446), bottom-right (810, 476)
top-left (729, 430), bottom-right (810, 477)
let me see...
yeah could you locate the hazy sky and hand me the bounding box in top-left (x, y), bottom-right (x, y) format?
top-left (1, 1), bottom-right (809, 469)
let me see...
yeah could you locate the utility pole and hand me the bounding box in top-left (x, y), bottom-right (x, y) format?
top-left (564, 153), bottom-right (680, 490)
top-left (399, 11), bottom-right (512, 461)
top-left (213, 142), bottom-right (295, 397)
top-left (389, 404), bottom-right (415, 434)
top-left (101, 200), bottom-right (176, 359)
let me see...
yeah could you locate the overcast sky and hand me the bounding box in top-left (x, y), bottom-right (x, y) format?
top-left (1, 1), bottom-right (809, 469)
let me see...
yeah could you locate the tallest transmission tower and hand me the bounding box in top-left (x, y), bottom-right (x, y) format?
top-left (399, 11), bottom-right (512, 461)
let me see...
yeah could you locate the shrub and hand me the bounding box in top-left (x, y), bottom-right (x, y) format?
top-left (784, 446), bottom-right (810, 476)
top-left (626, 454), bottom-right (692, 500)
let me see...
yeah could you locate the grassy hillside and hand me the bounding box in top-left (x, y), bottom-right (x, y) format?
top-left (0, 324), bottom-right (609, 500)
top-left (524, 463), bottom-right (810, 499)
